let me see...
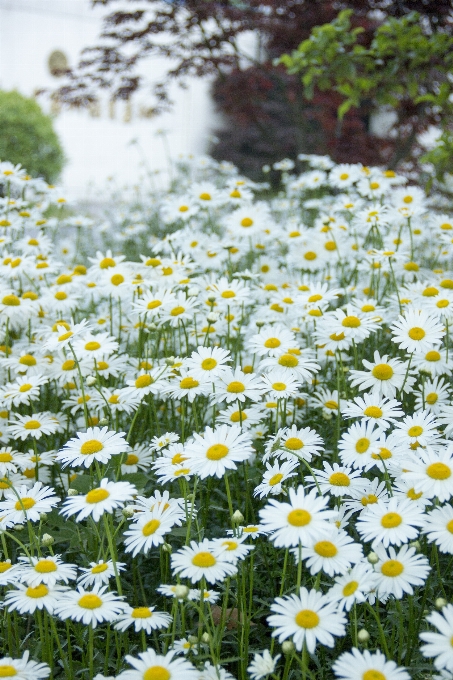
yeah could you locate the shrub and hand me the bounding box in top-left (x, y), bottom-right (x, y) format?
top-left (0, 90), bottom-right (65, 183)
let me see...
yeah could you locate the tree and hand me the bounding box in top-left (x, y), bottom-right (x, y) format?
top-left (54, 1), bottom-right (453, 177)
top-left (0, 90), bottom-right (65, 183)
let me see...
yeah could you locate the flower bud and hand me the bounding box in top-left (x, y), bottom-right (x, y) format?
top-left (367, 551), bottom-right (379, 564)
top-left (232, 510), bottom-right (244, 524)
top-left (201, 632), bottom-right (210, 643)
top-left (67, 488), bottom-right (79, 497)
top-left (282, 641), bottom-right (294, 654)
top-left (409, 540), bottom-right (421, 552)
top-left (255, 320), bottom-right (265, 328)
top-left (207, 312), bottom-right (219, 323)
top-left (174, 585), bottom-right (189, 600)
top-left (358, 629), bottom-right (370, 643)
top-left (42, 533), bottom-right (54, 547)
top-left (86, 376), bottom-right (97, 386)
top-left (207, 295), bottom-right (217, 303)
top-left (122, 506), bottom-right (135, 519)
top-left (188, 635), bottom-right (198, 644)
top-left (39, 513), bottom-right (48, 521)
top-left (165, 356), bottom-right (175, 366)
top-left (436, 598), bottom-right (447, 610)
top-left (162, 543), bottom-right (172, 553)
top-left (14, 524), bottom-right (24, 532)
top-left (99, 417), bottom-right (109, 426)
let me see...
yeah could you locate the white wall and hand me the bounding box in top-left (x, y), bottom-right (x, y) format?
top-left (0, 0), bottom-right (216, 197)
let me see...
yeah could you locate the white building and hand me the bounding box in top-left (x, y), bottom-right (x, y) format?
top-left (0, 0), bottom-right (216, 197)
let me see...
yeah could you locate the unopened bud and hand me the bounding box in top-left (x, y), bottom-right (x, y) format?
top-left (39, 513), bottom-right (48, 521)
top-left (67, 488), bottom-right (79, 497)
top-left (357, 629), bottom-right (370, 643)
top-left (162, 543), bottom-right (172, 553)
top-left (262, 165), bottom-right (271, 173)
top-left (282, 641), bottom-right (295, 654)
top-left (207, 312), bottom-right (219, 323)
top-left (367, 551), bottom-right (379, 564)
top-left (14, 524), bottom-right (24, 532)
top-left (122, 506), bottom-right (135, 519)
top-left (86, 376), bottom-right (97, 386)
top-left (188, 635), bottom-right (198, 644)
top-left (42, 533), bottom-right (54, 547)
top-left (148, 322), bottom-right (158, 331)
top-left (436, 598), bottom-right (447, 610)
top-left (207, 295), bottom-right (217, 303)
top-left (255, 320), bottom-right (265, 328)
top-left (174, 585), bottom-right (189, 600)
top-left (232, 510), bottom-right (244, 524)
top-left (165, 356), bottom-right (175, 366)
top-left (409, 540), bottom-right (421, 552)
top-left (201, 632), bottom-right (210, 644)
top-left (99, 417), bottom-right (109, 426)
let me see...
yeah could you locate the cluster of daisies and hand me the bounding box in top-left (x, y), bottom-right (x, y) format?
top-left (1, 154), bottom-right (453, 680)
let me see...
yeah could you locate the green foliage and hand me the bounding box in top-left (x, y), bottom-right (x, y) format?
top-left (0, 90), bottom-right (65, 183)
top-left (278, 11), bottom-right (453, 177)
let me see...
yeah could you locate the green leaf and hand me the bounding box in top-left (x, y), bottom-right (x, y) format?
top-left (70, 475), bottom-right (93, 494)
top-left (121, 472), bottom-right (150, 489)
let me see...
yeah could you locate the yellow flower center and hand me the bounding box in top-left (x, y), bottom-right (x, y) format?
top-left (381, 512), bottom-right (402, 529)
top-left (272, 382), bottom-right (287, 392)
top-left (2, 295), bottom-right (20, 306)
top-left (355, 438), bottom-right (370, 454)
top-left (25, 584), bottom-right (49, 598)
top-left (221, 290), bottom-right (236, 298)
top-left (285, 437), bottom-right (304, 451)
top-left (295, 610), bottom-right (320, 628)
top-left (125, 454), bottom-right (139, 465)
top-left (19, 354), bottom-right (36, 366)
top-left (0, 453), bottom-right (12, 463)
top-left (314, 541), bottom-right (337, 557)
top-left (363, 671), bottom-right (386, 680)
top-left (269, 473), bottom-right (283, 486)
top-left (201, 358), bottom-right (217, 370)
top-left (180, 377), bottom-right (199, 389)
top-left (278, 354), bottom-right (298, 367)
top-left (142, 519), bottom-right (161, 536)
top-left (206, 444), bottom-right (229, 460)
top-left (403, 195), bottom-right (413, 204)
top-left (111, 274), bottom-right (124, 286)
top-left (227, 381), bottom-right (245, 393)
top-left (86, 488), bottom-right (110, 504)
top-left (381, 560), bottom-right (404, 577)
top-left (425, 350), bottom-right (441, 362)
top-left (362, 304), bottom-right (375, 312)
top-left (91, 563), bottom-right (109, 574)
top-left (303, 252), bottom-right (317, 261)
top-left (342, 315), bottom-right (361, 328)
top-left (342, 581), bottom-right (358, 597)
top-left (147, 300), bottom-right (162, 310)
top-left (15, 497), bottom-right (35, 511)
top-left (287, 509), bottom-right (311, 526)
top-left (408, 327), bottom-right (426, 341)
top-left (426, 462), bottom-right (451, 480)
top-left (80, 440), bottom-right (104, 455)
top-left (330, 332), bottom-right (345, 342)
top-left (363, 406), bottom-right (383, 418)
top-left (170, 306), bottom-right (185, 316)
top-left (426, 393), bottom-right (438, 405)
top-left (192, 552), bottom-right (216, 568)
top-left (78, 594), bottom-right (103, 609)
top-left (372, 447), bottom-right (392, 460)
top-left (0, 562), bottom-right (11, 573)
top-left (264, 337), bottom-right (281, 349)
top-left (132, 607), bottom-right (152, 618)
top-left (25, 419), bottom-right (41, 430)
top-left (241, 217), bottom-right (253, 227)
top-left (144, 667), bottom-right (171, 680)
top-left (35, 560), bottom-right (57, 573)
top-left (324, 400), bottom-right (338, 409)
top-left (447, 519), bottom-right (453, 534)
top-left (407, 426), bottom-right (423, 438)
top-left (329, 472), bottom-right (350, 486)
top-left (100, 257), bottom-right (115, 269)
top-left (372, 364), bottom-right (393, 380)
top-left (407, 488), bottom-right (423, 500)
top-left (55, 291), bottom-right (67, 301)
top-left (135, 375), bottom-right (153, 389)
top-left (0, 666), bottom-right (17, 677)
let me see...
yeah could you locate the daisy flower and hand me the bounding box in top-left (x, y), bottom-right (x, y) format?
top-left (122, 367), bottom-right (169, 401)
top-left (15, 555), bottom-right (77, 588)
top-left (399, 446), bottom-right (453, 502)
top-left (123, 507), bottom-right (176, 557)
top-left (54, 584), bottom-right (127, 627)
top-left (423, 504), bottom-right (453, 554)
top-left (392, 410), bottom-right (441, 448)
top-left (171, 539), bottom-right (237, 584)
top-left (306, 462), bottom-right (366, 498)
top-left (248, 325), bottom-right (296, 357)
top-left (268, 586), bottom-right (346, 652)
top-left (320, 305), bottom-right (380, 344)
top-left (310, 388), bottom-right (341, 416)
top-left (414, 377), bottom-right (451, 414)
top-left (338, 421), bottom-right (382, 470)
top-left (373, 543), bottom-right (430, 600)
top-left (0, 446), bottom-right (28, 476)
top-left (259, 485), bottom-right (336, 548)
top-left (356, 497), bottom-right (425, 548)
top-left (60, 479), bottom-right (137, 522)
top-left (259, 351), bottom-right (320, 383)
top-left (253, 459), bottom-right (299, 498)
top-left (332, 648), bottom-right (410, 680)
top-left (188, 587), bottom-right (220, 603)
top-left (115, 605), bottom-right (172, 633)
top-left (349, 351), bottom-right (415, 399)
top-left (0, 651), bottom-right (50, 679)
top-left (199, 662), bottom-right (236, 680)
top-left (391, 308), bottom-right (445, 354)
top-left (261, 371), bottom-right (302, 400)
top-left (327, 563), bottom-right (376, 611)
top-left (117, 648), bottom-right (198, 680)
top-left (42, 319), bottom-right (92, 352)
top-left (1, 374), bottom-right (49, 408)
top-left (77, 559), bottom-right (126, 588)
top-left (0, 482), bottom-right (60, 525)
top-left (341, 395), bottom-right (404, 430)
top-left (298, 528), bottom-right (363, 576)
top-left (420, 604), bottom-right (453, 671)
top-left (8, 412), bottom-right (58, 440)
top-left (183, 346), bottom-right (231, 380)
top-left (247, 650), bottom-right (281, 680)
top-left (184, 424), bottom-right (254, 479)
top-left (216, 404), bottom-right (264, 429)
top-left (161, 370), bottom-right (211, 402)
top-left (211, 535), bottom-right (254, 563)
top-left (162, 293), bottom-right (200, 327)
top-left (412, 347), bottom-right (453, 377)
top-left (72, 331), bottom-right (119, 361)
top-left (4, 583), bottom-right (68, 614)
top-left (56, 426), bottom-right (129, 468)
top-left (212, 367), bottom-right (266, 404)
top-left (343, 478), bottom-right (389, 514)
top-left (265, 425), bottom-right (324, 464)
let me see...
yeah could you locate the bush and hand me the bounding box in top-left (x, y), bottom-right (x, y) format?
top-left (0, 90), bottom-right (65, 183)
